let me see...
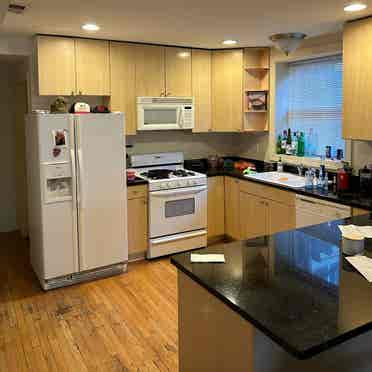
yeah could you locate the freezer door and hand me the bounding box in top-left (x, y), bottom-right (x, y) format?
top-left (75, 114), bottom-right (127, 272)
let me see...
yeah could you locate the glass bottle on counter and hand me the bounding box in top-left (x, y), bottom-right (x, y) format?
top-left (292, 132), bottom-right (298, 156)
top-left (281, 130), bottom-right (287, 154)
top-left (276, 134), bottom-right (283, 154)
top-left (286, 128), bottom-right (292, 155)
top-left (297, 132), bottom-right (305, 157)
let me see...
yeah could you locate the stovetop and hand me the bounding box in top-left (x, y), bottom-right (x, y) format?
top-left (140, 168), bottom-right (196, 180)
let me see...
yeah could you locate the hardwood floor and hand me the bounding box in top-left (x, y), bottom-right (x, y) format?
top-left (0, 231), bottom-right (178, 372)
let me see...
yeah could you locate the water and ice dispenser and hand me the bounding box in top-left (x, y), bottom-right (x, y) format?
top-left (43, 163), bottom-right (73, 204)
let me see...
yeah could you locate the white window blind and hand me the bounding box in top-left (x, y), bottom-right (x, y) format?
top-left (287, 55), bottom-right (344, 157)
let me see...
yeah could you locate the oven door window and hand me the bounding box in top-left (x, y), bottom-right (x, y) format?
top-left (144, 108), bottom-right (178, 125)
top-left (165, 198), bottom-right (195, 218)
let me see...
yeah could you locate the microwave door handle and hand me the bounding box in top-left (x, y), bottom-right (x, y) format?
top-left (178, 108), bottom-right (183, 128)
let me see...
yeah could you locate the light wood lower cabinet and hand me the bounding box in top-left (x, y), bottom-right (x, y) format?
top-left (268, 200), bottom-right (295, 235)
top-left (224, 177), bottom-right (296, 240)
top-left (239, 191), bottom-right (268, 239)
top-left (207, 177), bottom-right (225, 242)
top-left (224, 177), bottom-right (241, 240)
top-left (127, 185), bottom-right (148, 260)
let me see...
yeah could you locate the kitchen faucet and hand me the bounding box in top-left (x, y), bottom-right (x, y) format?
top-left (297, 164), bottom-right (304, 176)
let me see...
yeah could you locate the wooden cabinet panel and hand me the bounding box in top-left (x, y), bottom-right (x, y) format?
top-left (135, 44), bottom-right (165, 97)
top-left (165, 47), bottom-right (192, 96)
top-left (207, 177), bottom-right (225, 241)
top-left (224, 177), bottom-right (240, 240)
top-left (75, 39), bottom-right (110, 96)
top-left (192, 49), bottom-right (212, 132)
top-left (239, 192), bottom-right (268, 240)
top-left (352, 207), bottom-right (370, 217)
top-left (239, 180), bottom-right (295, 206)
top-left (343, 18), bottom-right (372, 140)
top-left (36, 36), bottom-right (76, 96)
top-left (110, 42), bottom-right (137, 135)
top-left (127, 186), bottom-right (148, 260)
top-left (268, 200), bottom-right (295, 235)
top-left (212, 49), bottom-right (243, 132)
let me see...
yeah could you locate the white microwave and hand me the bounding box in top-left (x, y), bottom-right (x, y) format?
top-left (137, 97), bottom-right (194, 131)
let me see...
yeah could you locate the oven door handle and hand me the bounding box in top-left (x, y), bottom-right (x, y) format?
top-left (151, 185), bottom-right (207, 197)
top-left (151, 230), bottom-right (207, 245)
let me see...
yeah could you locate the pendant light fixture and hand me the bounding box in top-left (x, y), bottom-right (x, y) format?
top-left (269, 33), bottom-right (307, 56)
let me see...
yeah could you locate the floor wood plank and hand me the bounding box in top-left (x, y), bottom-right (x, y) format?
top-left (0, 231), bottom-right (178, 372)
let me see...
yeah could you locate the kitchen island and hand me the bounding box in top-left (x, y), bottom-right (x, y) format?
top-left (171, 213), bottom-right (372, 372)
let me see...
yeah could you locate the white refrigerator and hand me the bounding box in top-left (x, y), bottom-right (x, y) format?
top-left (25, 113), bottom-right (128, 290)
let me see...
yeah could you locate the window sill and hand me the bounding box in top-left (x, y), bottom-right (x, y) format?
top-left (271, 154), bottom-right (344, 170)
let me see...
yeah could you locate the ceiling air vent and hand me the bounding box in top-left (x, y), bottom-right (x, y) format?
top-left (8, 3), bottom-right (28, 14)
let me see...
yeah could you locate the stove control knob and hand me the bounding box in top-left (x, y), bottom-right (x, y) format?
top-left (189, 180), bottom-right (195, 186)
top-left (161, 183), bottom-right (167, 189)
top-left (167, 182), bottom-right (173, 188)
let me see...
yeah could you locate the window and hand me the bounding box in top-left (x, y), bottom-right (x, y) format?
top-left (275, 55), bottom-right (345, 160)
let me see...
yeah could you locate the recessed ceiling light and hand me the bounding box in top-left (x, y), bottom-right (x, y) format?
top-left (222, 40), bottom-right (237, 45)
top-left (344, 2), bottom-right (367, 12)
top-left (82, 23), bottom-right (100, 31)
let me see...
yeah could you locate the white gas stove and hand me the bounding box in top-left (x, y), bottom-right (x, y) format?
top-left (129, 152), bottom-right (207, 259)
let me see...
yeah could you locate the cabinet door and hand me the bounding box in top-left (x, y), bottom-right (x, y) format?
top-left (135, 45), bottom-right (165, 97)
top-left (224, 177), bottom-right (240, 240)
top-left (127, 196), bottom-right (148, 259)
top-left (268, 200), bottom-right (295, 235)
top-left (212, 49), bottom-right (243, 132)
top-left (192, 50), bottom-right (212, 132)
top-left (165, 47), bottom-right (192, 96)
top-left (239, 192), bottom-right (268, 240)
top-left (110, 42), bottom-right (137, 135)
top-left (343, 18), bottom-right (372, 140)
top-left (36, 36), bottom-right (76, 96)
top-left (207, 176), bottom-right (225, 241)
top-left (75, 39), bottom-right (110, 96)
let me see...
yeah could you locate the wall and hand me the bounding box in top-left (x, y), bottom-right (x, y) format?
top-left (0, 63), bottom-right (18, 232)
top-left (127, 131), bottom-right (241, 160)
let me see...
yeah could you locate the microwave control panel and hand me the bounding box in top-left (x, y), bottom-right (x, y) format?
top-left (182, 106), bottom-right (194, 128)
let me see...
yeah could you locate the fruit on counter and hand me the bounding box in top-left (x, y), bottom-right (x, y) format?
top-left (234, 160), bottom-right (256, 171)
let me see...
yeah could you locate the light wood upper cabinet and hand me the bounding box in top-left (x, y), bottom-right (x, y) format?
top-left (135, 44), bottom-right (166, 97)
top-left (110, 42), bottom-right (137, 135)
top-left (36, 36), bottom-right (76, 96)
top-left (224, 176), bottom-right (240, 240)
top-left (165, 47), bottom-right (192, 96)
top-left (127, 185), bottom-right (148, 260)
top-left (343, 18), bottom-right (372, 140)
top-left (207, 177), bottom-right (225, 241)
top-left (212, 49), bottom-right (243, 132)
top-left (192, 49), bottom-right (212, 132)
top-left (75, 39), bottom-right (110, 96)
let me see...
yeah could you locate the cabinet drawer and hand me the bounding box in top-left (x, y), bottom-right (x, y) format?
top-left (127, 185), bottom-right (147, 199)
top-left (238, 179), bottom-right (295, 206)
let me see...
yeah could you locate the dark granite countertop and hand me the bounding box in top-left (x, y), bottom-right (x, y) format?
top-left (127, 177), bottom-right (148, 187)
top-left (171, 214), bottom-right (372, 360)
top-left (184, 160), bottom-right (372, 211)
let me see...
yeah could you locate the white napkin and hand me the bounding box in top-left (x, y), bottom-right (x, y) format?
top-left (190, 253), bottom-right (225, 263)
top-left (338, 225), bottom-right (372, 239)
top-left (346, 255), bottom-right (372, 282)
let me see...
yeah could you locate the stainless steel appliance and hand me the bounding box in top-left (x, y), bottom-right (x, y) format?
top-left (130, 152), bottom-right (207, 258)
top-left (137, 97), bottom-right (194, 131)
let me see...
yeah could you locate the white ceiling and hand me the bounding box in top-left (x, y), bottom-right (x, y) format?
top-left (1, 0), bottom-right (371, 48)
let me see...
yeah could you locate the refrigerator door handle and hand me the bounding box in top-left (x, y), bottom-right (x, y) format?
top-left (77, 148), bottom-right (85, 210)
